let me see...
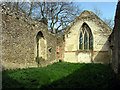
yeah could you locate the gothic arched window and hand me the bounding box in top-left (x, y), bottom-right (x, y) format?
top-left (79, 23), bottom-right (93, 50)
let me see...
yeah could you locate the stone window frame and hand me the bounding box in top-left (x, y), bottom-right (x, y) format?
top-left (79, 23), bottom-right (93, 50)
top-left (36, 31), bottom-right (44, 57)
top-left (35, 31), bottom-right (47, 60)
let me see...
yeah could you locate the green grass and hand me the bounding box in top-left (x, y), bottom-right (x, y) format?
top-left (2, 62), bottom-right (116, 88)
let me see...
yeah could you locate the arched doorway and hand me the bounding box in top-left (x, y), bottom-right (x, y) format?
top-left (35, 31), bottom-right (47, 60)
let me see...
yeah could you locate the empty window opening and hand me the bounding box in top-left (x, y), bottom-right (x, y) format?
top-left (49, 47), bottom-right (52, 53)
top-left (79, 23), bottom-right (93, 50)
top-left (79, 32), bottom-right (83, 49)
top-left (36, 31), bottom-right (44, 57)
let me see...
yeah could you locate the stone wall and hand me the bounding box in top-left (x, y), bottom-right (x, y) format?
top-left (1, 3), bottom-right (117, 70)
top-left (1, 4), bottom-right (57, 70)
top-left (56, 36), bottom-right (64, 61)
top-left (64, 10), bottom-right (112, 64)
top-left (109, 1), bottom-right (120, 74)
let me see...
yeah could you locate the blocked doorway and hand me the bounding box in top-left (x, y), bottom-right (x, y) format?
top-left (35, 31), bottom-right (47, 60)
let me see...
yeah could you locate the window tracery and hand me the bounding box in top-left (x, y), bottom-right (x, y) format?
top-left (79, 23), bottom-right (93, 50)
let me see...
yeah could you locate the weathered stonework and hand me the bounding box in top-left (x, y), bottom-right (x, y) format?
top-left (63, 10), bottom-right (112, 64)
top-left (109, 1), bottom-right (120, 74)
top-left (1, 4), bottom-right (57, 70)
top-left (1, 3), bottom-right (119, 71)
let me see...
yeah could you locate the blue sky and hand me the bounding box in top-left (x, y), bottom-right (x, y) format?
top-left (75, 2), bottom-right (118, 21)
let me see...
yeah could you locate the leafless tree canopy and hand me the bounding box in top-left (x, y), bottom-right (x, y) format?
top-left (4, 2), bottom-right (82, 35)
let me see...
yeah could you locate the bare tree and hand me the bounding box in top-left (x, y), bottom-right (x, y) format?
top-left (4, 2), bottom-right (82, 35)
top-left (4, 2), bottom-right (37, 17)
top-left (31, 2), bottom-right (82, 34)
top-left (93, 7), bottom-right (103, 17)
top-left (103, 18), bottom-right (114, 28)
top-left (92, 7), bottom-right (114, 29)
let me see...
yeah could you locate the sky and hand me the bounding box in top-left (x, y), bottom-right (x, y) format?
top-left (0, 0), bottom-right (118, 21)
top-left (0, 0), bottom-right (118, 28)
top-left (75, 2), bottom-right (118, 21)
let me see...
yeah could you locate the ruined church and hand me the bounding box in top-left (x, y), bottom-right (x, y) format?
top-left (1, 1), bottom-right (120, 74)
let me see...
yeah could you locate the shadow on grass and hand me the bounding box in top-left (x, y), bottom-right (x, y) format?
top-left (2, 63), bottom-right (120, 89)
top-left (2, 70), bottom-right (25, 89)
top-left (2, 68), bottom-right (50, 89)
top-left (40, 64), bottom-right (119, 89)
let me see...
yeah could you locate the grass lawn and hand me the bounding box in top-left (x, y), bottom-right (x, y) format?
top-left (2, 62), bottom-right (118, 88)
